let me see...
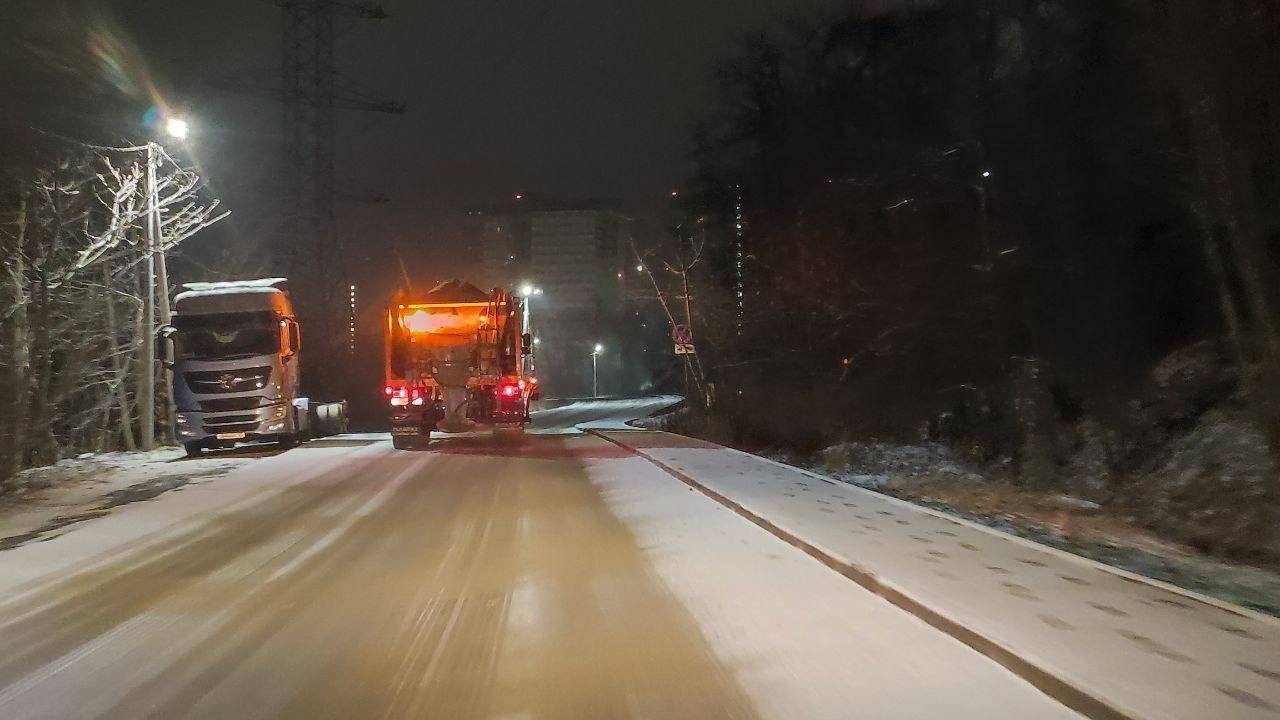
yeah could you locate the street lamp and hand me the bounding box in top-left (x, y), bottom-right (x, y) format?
top-left (140, 114), bottom-right (190, 450)
top-left (165, 117), bottom-right (190, 140)
top-left (591, 343), bottom-right (604, 397)
top-left (519, 283), bottom-right (541, 335)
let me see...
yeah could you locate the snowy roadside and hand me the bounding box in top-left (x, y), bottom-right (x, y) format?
top-left (597, 429), bottom-right (1280, 720)
top-left (779, 441), bottom-right (1280, 618)
top-left (0, 448), bottom-right (262, 552)
top-left (644, 407), bottom-right (1280, 617)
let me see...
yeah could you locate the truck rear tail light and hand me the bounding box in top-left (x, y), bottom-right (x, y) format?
top-left (498, 383), bottom-right (521, 398)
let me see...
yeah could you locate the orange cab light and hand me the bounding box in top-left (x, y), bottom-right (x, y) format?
top-left (401, 309), bottom-right (436, 334)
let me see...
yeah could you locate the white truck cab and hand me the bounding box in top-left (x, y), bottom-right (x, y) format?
top-left (170, 278), bottom-right (306, 456)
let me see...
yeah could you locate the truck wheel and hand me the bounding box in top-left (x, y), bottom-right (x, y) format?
top-left (278, 433), bottom-right (298, 450)
top-left (183, 441), bottom-right (203, 458)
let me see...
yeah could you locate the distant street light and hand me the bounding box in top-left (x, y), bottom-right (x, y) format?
top-left (981, 169), bottom-right (991, 178)
top-left (591, 343), bottom-right (604, 397)
top-left (519, 283), bottom-right (541, 337)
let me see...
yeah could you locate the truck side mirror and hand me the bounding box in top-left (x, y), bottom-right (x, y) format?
top-left (282, 319), bottom-right (300, 357)
top-left (157, 324), bottom-right (175, 365)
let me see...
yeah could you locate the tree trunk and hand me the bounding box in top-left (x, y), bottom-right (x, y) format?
top-left (2, 194), bottom-right (31, 489)
top-left (103, 265), bottom-right (136, 451)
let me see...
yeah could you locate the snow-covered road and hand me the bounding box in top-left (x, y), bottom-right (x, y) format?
top-left (0, 398), bottom-right (1262, 718)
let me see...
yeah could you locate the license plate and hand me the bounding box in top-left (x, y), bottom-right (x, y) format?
top-left (391, 426), bottom-right (420, 436)
top-left (216, 432), bottom-right (247, 440)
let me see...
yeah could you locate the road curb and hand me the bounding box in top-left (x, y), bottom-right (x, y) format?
top-left (590, 429), bottom-right (1135, 720)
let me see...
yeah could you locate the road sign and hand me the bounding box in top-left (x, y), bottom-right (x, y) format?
top-left (673, 324), bottom-right (695, 355)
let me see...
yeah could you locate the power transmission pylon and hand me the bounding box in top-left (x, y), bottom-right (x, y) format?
top-left (274, 0), bottom-right (404, 400)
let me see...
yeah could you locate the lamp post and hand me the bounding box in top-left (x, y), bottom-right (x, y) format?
top-left (592, 343), bottom-right (604, 397)
top-left (140, 116), bottom-right (190, 450)
top-left (519, 283), bottom-right (541, 334)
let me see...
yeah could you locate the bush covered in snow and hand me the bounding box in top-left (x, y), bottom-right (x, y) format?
top-left (819, 440), bottom-right (986, 489)
top-left (1122, 409), bottom-right (1279, 562)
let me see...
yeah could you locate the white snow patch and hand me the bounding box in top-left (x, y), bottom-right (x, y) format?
top-left (585, 454), bottom-right (1080, 720)
top-left (2, 448), bottom-right (255, 547)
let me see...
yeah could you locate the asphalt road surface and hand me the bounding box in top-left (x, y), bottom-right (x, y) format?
top-left (0, 398), bottom-right (1082, 719)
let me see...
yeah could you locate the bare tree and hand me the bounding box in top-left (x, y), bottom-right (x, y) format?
top-left (0, 145), bottom-right (226, 490)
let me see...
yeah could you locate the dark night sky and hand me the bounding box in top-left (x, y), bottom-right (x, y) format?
top-left (2, 0), bottom-right (845, 276)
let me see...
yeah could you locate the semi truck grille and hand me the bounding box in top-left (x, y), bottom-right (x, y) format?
top-left (203, 421), bottom-right (259, 434)
top-left (199, 396), bottom-right (265, 412)
top-left (202, 413), bottom-right (260, 434)
top-left (185, 367), bottom-right (272, 394)
top-left (204, 413), bottom-right (258, 425)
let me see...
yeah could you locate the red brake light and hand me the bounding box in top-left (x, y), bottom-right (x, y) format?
top-left (384, 385), bottom-right (396, 396)
top-left (499, 383), bottom-right (521, 398)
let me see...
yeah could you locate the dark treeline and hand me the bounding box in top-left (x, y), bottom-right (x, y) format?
top-left (676, 0), bottom-right (1280, 557)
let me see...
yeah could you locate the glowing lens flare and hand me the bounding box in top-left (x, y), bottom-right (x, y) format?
top-left (166, 117), bottom-right (190, 139)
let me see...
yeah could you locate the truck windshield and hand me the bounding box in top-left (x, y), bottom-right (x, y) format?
top-left (174, 311), bottom-right (281, 360)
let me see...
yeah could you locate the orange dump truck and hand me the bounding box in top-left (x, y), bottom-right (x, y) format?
top-left (384, 281), bottom-right (534, 448)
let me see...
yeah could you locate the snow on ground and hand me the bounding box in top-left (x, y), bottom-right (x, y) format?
top-left (528, 395), bottom-right (681, 434)
top-left (800, 442), bottom-right (1280, 617)
top-left (584, 452), bottom-right (1082, 720)
top-left (0, 448), bottom-right (261, 551)
top-left (600, 431), bottom-right (1280, 720)
top-left (0, 440), bottom-right (390, 597)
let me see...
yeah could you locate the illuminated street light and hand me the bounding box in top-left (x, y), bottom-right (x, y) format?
top-left (519, 284), bottom-right (542, 370)
top-left (140, 114), bottom-right (192, 450)
top-left (165, 117), bottom-right (190, 140)
top-left (591, 343), bottom-right (605, 397)
top-left (981, 169), bottom-right (991, 178)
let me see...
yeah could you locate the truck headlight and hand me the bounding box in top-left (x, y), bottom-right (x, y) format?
top-left (272, 405), bottom-right (288, 420)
